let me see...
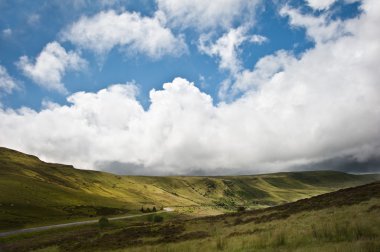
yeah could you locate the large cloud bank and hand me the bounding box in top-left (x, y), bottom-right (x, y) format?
top-left (0, 0), bottom-right (379, 175)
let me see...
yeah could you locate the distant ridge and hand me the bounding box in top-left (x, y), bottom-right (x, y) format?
top-left (0, 146), bottom-right (379, 230)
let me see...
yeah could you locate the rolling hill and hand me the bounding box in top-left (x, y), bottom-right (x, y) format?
top-left (2, 180), bottom-right (379, 251)
top-left (0, 147), bottom-right (379, 231)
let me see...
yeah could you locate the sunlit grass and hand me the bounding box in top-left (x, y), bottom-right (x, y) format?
top-left (1, 147), bottom-right (378, 231)
top-left (2, 186), bottom-right (380, 251)
top-left (112, 198), bottom-right (380, 252)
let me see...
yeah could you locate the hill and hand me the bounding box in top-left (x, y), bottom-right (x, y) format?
top-left (2, 180), bottom-right (379, 251)
top-left (0, 147), bottom-right (379, 230)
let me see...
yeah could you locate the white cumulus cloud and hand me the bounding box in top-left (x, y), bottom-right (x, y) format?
top-left (198, 28), bottom-right (269, 99)
top-left (156, 0), bottom-right (261, 30)
top-left (280, 6), bottom-right (346, 44)
top-left (250, 34), bottom-right (268, 44)
top-left (2, 28), bottom-right (12, 38)
top-left (231, 50), bottom-right (296, 94)
top-left (198, 27), bottom-right (250, 75)
top-left (62, 10), bottom-right (187, 58)
top-left (0, 65), bottom-right (18, 94)
top-left (17, 41), bottom-right (87, 94)
top-left (305, 0), bottom-right (337, 10)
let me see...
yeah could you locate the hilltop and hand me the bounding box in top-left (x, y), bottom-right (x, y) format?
top-left (0, 147), bottom-right (379, 230)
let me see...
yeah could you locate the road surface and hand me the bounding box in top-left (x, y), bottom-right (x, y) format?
top-left (0, 211), bottom-right (165, 238)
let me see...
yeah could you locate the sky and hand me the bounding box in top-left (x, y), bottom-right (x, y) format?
top-left (0, 0), bottom-right (379, 175)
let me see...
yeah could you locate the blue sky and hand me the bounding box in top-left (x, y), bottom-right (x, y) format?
top-left (0, 0), bottom-right (378, 175)
top-left (0, 0), bottom-right (337, 109)
top-left (0, 0), bottom-right (361, 109)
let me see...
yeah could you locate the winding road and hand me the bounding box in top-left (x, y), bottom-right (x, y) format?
top-left (0, 211), bottom-right (167, 238)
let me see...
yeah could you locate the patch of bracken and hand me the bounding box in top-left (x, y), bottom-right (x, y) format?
top-left (63, 223), bottom-right (186, 250)
top-left (2, 229), bottom-right (99, 252)
top-left (154, 231), bottom-right (210, 243)
top-left (367, 204), bottom-right (380, 212)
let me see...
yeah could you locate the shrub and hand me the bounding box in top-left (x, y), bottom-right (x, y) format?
top-left (154, 215), bottom-right (164, 222)
top-left (237, 206), bottom-right (246, 212)
top-left (98, 216), bottom-right (109, 229)
top-left (147, 214), bottom-right (164, 223)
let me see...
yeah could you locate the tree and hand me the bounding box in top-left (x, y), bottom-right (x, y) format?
top-left (140, 206), bottom-right (144, 212)
top-left (152, 206), bottom-right (157, 212)
top-left (146, 207), bottom-right (151, 212)
top-left (98, 216), bottom-right (109, 229)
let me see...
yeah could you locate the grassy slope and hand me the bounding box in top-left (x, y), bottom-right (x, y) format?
top-left (0, 147), bottom-right (379, 230)
top-left (2, 181), bottom-right (380, 252)
top-left (118, 181), bottom-right (380, 252)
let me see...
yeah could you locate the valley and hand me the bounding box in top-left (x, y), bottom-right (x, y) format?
top-left (1, 147), bottom-right (378, 231)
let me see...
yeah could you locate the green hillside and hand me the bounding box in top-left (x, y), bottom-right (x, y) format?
top-left (0, 147), bottom-right (378, 231)
top-left (2, 181), bottom-right (380, 251)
